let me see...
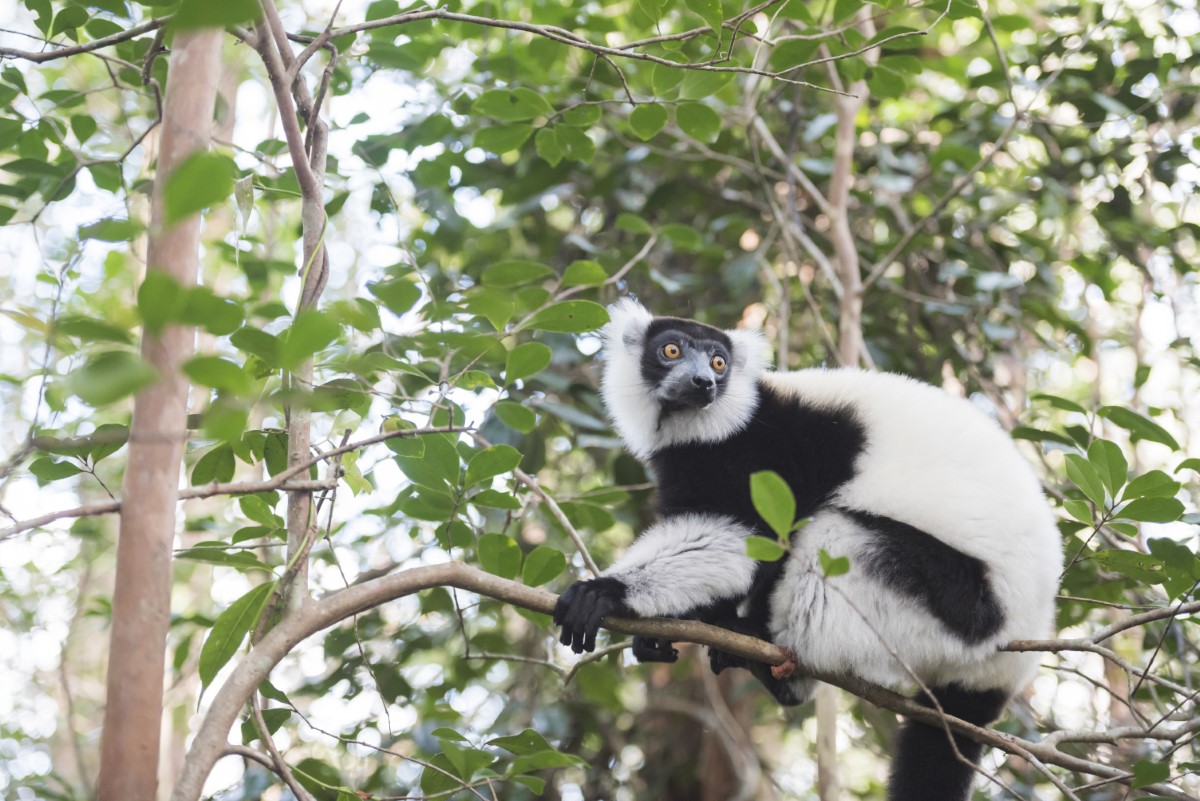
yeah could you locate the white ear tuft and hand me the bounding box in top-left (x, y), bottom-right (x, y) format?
top-left (726, 326), bottom-right (772, 378)
top-left (603, 297), bottom-right (653, 355)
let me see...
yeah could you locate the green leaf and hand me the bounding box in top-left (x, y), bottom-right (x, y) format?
top-left (420, 754), bottom-right (460, 795)
top-left (1122, 470), bottom-right (1181, 500)
top-left (1087, 439), bottom-right (1127, 496)
top-left (471, 489), bottom-right (521, 510)
top-left (241, 708), bottom-right (291, 745)
top-left (439, 741), bottom-right (494, 780)
top-left (1091, 550), bottom-right (1165, 583)
top-left (562, 104), bottom-right (601, 126)
top-left (819, 548), bottom-right (850, 577)
top-left (281, 310), bottom-right (339, 371)
top-left (172, 0), bottom-right (262, 30)
top-left (522, 546), bottom-right (566, 586)
top-left (464, 289), bottom-right (514, 331)
top-left (184, 356), bottom-right (252, 395)
top-left (629, 104), bottom-right (669, 140)
top-left (526, 300), bottom-right (609, 333)
top-left (368, 278), bottom-right (421, 316)
top-left (231, 327), bottom-right (281, 366)
top-left (1098, 406), bottom-right (1180, 450)
top-left (505, 342), bottom-right (553, 382)
top-left (474, 124), bottom-right (534, 153)
top-left (198, 581), bottom-right (276, 688)
top-left (482, 259), bottom-right (554, 288)
top-left (264, 431), bottom-right (288, 477)
top-left (466, 445), bottom-right (522, 485)
top-left (750, 470), bottom-right (795, 539)
top-left (488, 728), bottom-right (555, 755)
top-left (78, 217), bottom-right (139, 242)
top-left (1065, 454), bottom-right (1107, 507)
top-left (90, 423), bottom-right (130, 462)
top-left (1116, 497), bottom-right (1185, 524)
top-left (1147, 538), bottom-right (1200, 600)
top-left (1131, 758), bottom-right (1171, 789)
top-left (1031, 393), bottom-right (1087, 414)
top-left (616, 213), bottom-right (653, 234)
top-left (561, 260), bottom-right (607, 287)
top-left (685, 0), bottom-right (724, 32)
top-left (510, 750), bottom-right (588, 773)
top-left (495, 401), bottom-right (537, 433)
top-left (745, 535), bottom-right (786, 561)
top-left (676, 102), bottom-right (721, 144)
top-left (472, 88), bottom-right (554, 122)
top-left (555, 126), bottom-right (595, 163)
top-left (181, 287), bottom-right (245, 336)
top-left (163, 152), bottom-right (236, 225)
top-left (191, 444), bottom-right (235, 485)
top-left (137, 271), bottom-right (187, 335)
top-left (1175, 458), bottom-right (1200, 476)
top-left (1063, 499), bottom-right (1093, 524)
top-left (534, 127), bottom-right (563, 167)
top-left (64, 351), bottom-right (157, 406)
top-left (29, 457), bottom-right (81, 484)
top-left (478, 533), bottom-right (521, 579)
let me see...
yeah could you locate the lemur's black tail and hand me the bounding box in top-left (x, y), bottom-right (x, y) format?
top-left (887, 683), bottom-right (1009, 801)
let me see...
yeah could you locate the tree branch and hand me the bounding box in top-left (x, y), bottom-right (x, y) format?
top-left (0, 425), bottom-right (472, 540)
top-left (170, 562), bottom-right (1199, 801)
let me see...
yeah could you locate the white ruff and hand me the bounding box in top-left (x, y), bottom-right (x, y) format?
top-left (600, 298), bottom-right (770, 460)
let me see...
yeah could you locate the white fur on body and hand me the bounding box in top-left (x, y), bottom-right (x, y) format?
top-left (599, 299), bottom-right (1061, 696)
top-left (602, 514), bottom-right (758, 617)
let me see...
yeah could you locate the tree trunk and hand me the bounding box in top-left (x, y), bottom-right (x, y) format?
top-left (96, 29), bottom-right (223, 801)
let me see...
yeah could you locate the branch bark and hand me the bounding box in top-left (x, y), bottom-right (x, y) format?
top-left (169, 562), bottom-right (1197, 801)
top-left (96, 27), bottom-right (224, 801)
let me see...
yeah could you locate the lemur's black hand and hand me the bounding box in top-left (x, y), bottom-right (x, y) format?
top-left (632, 636), bottom-right (678, 663)
top-left (554, 577), bottom-right (632, 654)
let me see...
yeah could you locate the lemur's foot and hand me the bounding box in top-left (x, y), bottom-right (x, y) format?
top-left (770, 647), bottom-right (799, 680)
top-left (709, 646), bottom-right (752, 675)
top-left (632, 636), bottom-right (678, 663)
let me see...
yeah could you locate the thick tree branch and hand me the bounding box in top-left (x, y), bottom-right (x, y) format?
top-left (170, 562), bottom-right (1198, 801)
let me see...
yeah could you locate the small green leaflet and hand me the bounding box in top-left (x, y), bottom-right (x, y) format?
top-left (1064, 454), bottom-right (1107, 507)
top-left (198, 581), bottom-right (276, 688)
top-left (472, 88), bottom-right (554, 122)
top-left (526, 301), bottom-right (609, 333)
top-left (478, 533), bottom-right (521, 579)
top-left (163, 152), bottom-right (236, 225)
top-left (1097, 406), bottom-right (1180, 450)
top-left (522, 546), bottom-right (566, 586)
top-left (750, 470), bottom-right (795, 539)
top-left (465, 445), bottom-right (522, 485)
top-left (819, 548), bottom-right (850, 577)
top-left (745, 535), bottom-right (786, 562)
top-left (1086, 439), bottom-right (1127, 496)
top-left (505, 342), bottom-right (552, 382)
top-left (1130, 758), bottom-right (1171, 789)
top-left (676, 102), bottom-right (721, 144)
top-left (629, 104), bottom-right (669, 140)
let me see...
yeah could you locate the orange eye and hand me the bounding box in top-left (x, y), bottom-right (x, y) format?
top-left (662, 343), bottom-right (682, 359)
top-left (712, 355), bottom-right (727, 372)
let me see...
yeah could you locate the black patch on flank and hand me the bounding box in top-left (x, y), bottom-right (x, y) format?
top-left (649, 382), bottom-right (867, 624)
top-left (844, 508), bottom-right (1005, 644)
top-left (889, 683), bottom-right (1009, 801)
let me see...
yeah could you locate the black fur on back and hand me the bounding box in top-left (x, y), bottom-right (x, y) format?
top-left (649, 381), bottom-right (866, 624)
top-left (845, 509), bottom-right (1005, 644)
top-left (889, 684), bottom-right (1009, 801)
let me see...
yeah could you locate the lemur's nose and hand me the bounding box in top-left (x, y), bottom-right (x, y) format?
top-left (693, 375), bottom-right (714, 390)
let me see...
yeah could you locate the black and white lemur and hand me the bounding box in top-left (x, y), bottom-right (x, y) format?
top-left (554, 299), bottom-right (1061, 801)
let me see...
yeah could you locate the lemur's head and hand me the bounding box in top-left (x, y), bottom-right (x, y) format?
top-left (600, 298), bottom-right (770, 459)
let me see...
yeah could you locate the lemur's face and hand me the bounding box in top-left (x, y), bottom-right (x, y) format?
top-left (640, 317), bottom-right (734, 412)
